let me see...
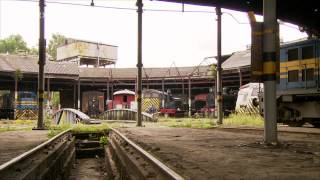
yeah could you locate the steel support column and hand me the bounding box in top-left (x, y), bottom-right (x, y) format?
top-left (216, 7), bottom-right (223, 124)
top-left (36, 0), bottom-right (46, 129)
top-left (107, 79), bottom-right (110, 101)
top-left (136, 0), bottom-right (143, 127)
top-left (47, 77), bottom-right (50, 110)
top-left (263, 0), bottom-right (278, 143)
top-left (162, 78), bottom-right (165, 108)
top-left (78, 78), bottom-right (80, 110)
top-left (14, 76), bottom-right (18, 120)
top-left (182, 78), bottom-right (185, 95)
top-left (111, 82), bottom-right (114, 100)
top-left (73, 81), bottom-right (76, 109)
top-left (188, 76), bottom-right (191, 117)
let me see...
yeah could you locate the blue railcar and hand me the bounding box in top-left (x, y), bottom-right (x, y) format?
top-left (16, 91), bottom-right (38, 110)
top-left (0, 91), bottom-right (39, 119)
top-left (277, 38), bottom-right (320, 127)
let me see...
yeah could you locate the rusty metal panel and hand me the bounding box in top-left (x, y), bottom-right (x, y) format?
top-left (251, 22), bottom-right (263, 82)
top-left (57, 41), bottom-right (117, 62)
top-left (82, 91), bottom-right (104, 116)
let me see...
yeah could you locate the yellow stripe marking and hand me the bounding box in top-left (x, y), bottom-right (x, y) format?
top-left (263, 61), bottom-right (276, 74)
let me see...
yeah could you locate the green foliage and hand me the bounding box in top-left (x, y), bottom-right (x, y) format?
top-left (51, 92), bottom-right (60, 108)
top-left (29, 47), bottom-right (39, 55)
top-left (15, 69), bottom-right (23, 80)
top-left (210, 64), bottom-right (217, 77)
top-left (47, 124), bottom-right (71, 138)
top-left (44, 117), bottom-right (53, 129)
top-left (99, 136), bottom-right (108, 146)
top-left (48, 33), bottom-right (66, 60)
top-left (0, 34), bottom-right (29, 54)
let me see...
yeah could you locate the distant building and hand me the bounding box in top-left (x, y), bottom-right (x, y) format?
top-left (56, 38), bottom-right (118, 67)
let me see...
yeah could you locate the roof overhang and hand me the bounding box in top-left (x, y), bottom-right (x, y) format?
top-left (156, 0), bottom-right (320, 36)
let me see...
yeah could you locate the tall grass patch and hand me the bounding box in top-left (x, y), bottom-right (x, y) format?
top-left (223, 113), bottom-right (264, 127)
top-left (158, 117), bottom-right (216, 128)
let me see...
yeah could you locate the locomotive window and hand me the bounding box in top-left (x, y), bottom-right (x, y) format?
top-left (302, 46), bottom-right (314, 59)
top-left (287, 48), bottom-right (298, 61)
top-left (302, 68), bottom-right (314, 81)
top-left (288, 70), bottom-right (299, 82)
top-left (123, 95), bottom-right (128, 103)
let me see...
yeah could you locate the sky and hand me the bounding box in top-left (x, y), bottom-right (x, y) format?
top-left (0, 0), bottom-right (307, 68)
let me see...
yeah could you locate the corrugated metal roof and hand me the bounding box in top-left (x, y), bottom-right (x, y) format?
top-left (222, 50), bottom-right (250, 70)
top-left (79, 66), bottom-right (212, 79)
top-left (0, 54), bottom-right (78, 76)
top-left (0, 54), bottom-right (213, 79)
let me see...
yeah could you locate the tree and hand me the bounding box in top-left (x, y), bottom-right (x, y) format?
top-left (0, 34), bottom-right (29, 54)
top-left (47, 33), bottom-right (66, 60)
top-left (29, 46), bottom-right (39, 55)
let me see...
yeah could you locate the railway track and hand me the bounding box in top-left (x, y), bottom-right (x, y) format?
top-left (107, 128), bottom-right (185, 180)
top-left (0, 129), bottom-right (75, 180)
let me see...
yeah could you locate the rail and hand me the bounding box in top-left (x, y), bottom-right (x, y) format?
top-left (0, 129), bottom-right (75, 180)
top-left (108, 128), bottom-right (184, 180)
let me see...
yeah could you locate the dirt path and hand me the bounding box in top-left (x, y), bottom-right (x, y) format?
top-left (0, 130), bottom-right (48, 165)
top-left (119, 127), bottom-right (320, 180)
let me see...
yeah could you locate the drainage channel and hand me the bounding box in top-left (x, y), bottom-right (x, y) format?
top-left (70, 132), bottom-right (107, 180)
top-left (0, 128), bottom-right (184, 180)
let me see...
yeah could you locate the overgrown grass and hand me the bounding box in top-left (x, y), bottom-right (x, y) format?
top-left (47, 124), bottom-right (71, 138)
top-left (72, 123), bottom-right (110, 134)
top-left (47, 123), bottom-right (111, 138)
top-left (0, 119), bottom-right (35, 132)
top-left (0, 119), bottom-right (36, 125)
top-left (158, 113), bottom-right (264, 128)
top-left (223, 114), bottom-right (264, 127)
top-left (158, 117), bottom-right (216, 129)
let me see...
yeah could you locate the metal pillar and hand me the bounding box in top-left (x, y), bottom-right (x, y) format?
top-left (73, 81), bottom-right (77, 109)
top-left (188, 76), bottom-right (191, 117)
top-left (136, 0), bottom-right (143, 127)
top-left (14, 76), bottom-right (18, 120)
top-left (161, 78), bottom-right (165, 108)
top-left (216, 7), bottom-right (223, 124)
top-left (263, 0), bottom-right (278, 143)
top-left (47, 77), bottom-right (50, 110)
top-left (36, 0), bottom-right (46, 129)
top-left (77, 78), bottom-right (80, 110)
top-left (107, 79), bottom-right (110, 101)
top-left (182, 78), bottom-right (185, 95)
top-left (111, 82), bottom-right (114, 100)
top-left (238, 68), bottom-right (243, 87)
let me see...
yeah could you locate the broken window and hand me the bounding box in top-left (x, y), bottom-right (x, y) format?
top-left (288, 70), bottom-right (299, 82)
top-left (287, 48), bottom-right (298, 61)
top-left (302, 46), bottom-right (314, 59)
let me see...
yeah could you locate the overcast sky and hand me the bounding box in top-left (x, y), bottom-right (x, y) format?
top-left (0, 0), bottom-right (307, 68)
